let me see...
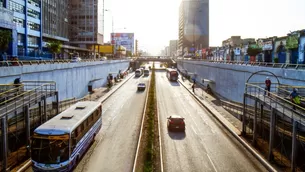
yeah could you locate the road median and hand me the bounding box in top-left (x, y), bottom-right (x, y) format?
top-left (133, 64), bottom-right (161, 172)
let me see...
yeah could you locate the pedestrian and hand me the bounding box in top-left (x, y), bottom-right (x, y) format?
top-left (290, 88), bottom-right (300, 110)
top-left (192, 83), bottom-right (195, 93)
top-left (265, 77), bottom-right (271, 96)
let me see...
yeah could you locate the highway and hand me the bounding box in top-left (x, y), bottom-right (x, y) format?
top-left (156, 71), bottom-right (267, 172)
top-left (75, 74), bottom-right (150, 172)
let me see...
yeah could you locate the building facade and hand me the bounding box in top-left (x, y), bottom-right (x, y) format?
top-left (179, 0), bottom-right (209, 56)
top-left (0, 0), bottom-right (43, 57)
top-left (169, 40), bottom-right (178, 57)
top-left (68, 0), bottom-right (103, 53)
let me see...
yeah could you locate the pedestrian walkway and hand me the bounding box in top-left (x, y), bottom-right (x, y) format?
top-left (178, 77), bottom-right (242, 135)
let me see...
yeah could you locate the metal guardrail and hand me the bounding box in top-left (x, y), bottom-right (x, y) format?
top-left (177, 59), bottom-right (305, 70)
top-left (0, 81), bottom-right (57, 117)
top-left (245, 83), bottom-right (305, 124)
top-left (0, 59), bottom-right (130, 67)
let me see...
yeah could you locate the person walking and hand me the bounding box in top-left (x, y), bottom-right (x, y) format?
top-left (265, 77), bottom-right (271, 96)
top-left (290, 88), bottom-right (301, 110)
top-left (192, 83), bottom-right (195, 94)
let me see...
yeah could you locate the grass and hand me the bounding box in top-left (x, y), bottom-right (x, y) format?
top-left (143, 63), bottom-right (156, 172)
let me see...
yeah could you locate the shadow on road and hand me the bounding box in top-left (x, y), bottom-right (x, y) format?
top-left (169, 81), bottom-right (180, 86)
top-left (168, 131), bottom-right (186, 140)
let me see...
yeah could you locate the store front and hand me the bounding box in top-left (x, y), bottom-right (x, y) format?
top-left (262, 40), bottom-right (273, 63)
top-left (0, 7), bottom-right (17, 56)
top-left (286, 35), bottom-right (299, 64)
top-left (299, 35), bottom-right (305, 64)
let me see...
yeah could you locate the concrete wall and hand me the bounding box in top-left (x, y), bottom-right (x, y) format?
top-left (178, 60), bottom-right (305, 103)
top-left (0, 60), bottom-right (129, 100)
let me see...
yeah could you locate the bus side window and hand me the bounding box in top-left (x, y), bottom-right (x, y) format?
top-left (88, 114), bottom-right (93, 125)
top-left (71, 131), bottom-right (77, 152)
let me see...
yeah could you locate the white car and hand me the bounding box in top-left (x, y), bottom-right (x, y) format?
top-left (71, 57), bottom-right (81, 63)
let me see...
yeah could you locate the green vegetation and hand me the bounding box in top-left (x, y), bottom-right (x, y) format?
top-left (0, 30), bottom-right (13, 52)
top-left (273, 57), bottom-right (279, 63)
top-left (144, 62), bottom-right (156, 172)
top-left (247, 45), bottom-right (262, 56)
top-left (47, 41), bottom-right (62, 59)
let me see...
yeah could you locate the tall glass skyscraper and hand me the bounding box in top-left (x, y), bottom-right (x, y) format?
top-left (179, 0), bottom-right (209, 55)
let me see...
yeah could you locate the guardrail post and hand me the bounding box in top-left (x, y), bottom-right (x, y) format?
top-left (1, 117), bottom-right (7, 172)
top-left (43, 96), bottom-right (47, 121)
top-left (24, 105), bottom-right (30, 157)
top-left (291, 120), bottom-right (298, 172)
top-left (39, 101), bottom-right (42, 124)
top-left (242, 94), bottom-right (246, 136)
top-left (253, 99), bottom-right (258, 146)
top-left (55, 91), bottom-right (59, 115)
top-left (268, 108), bottom-right (275, 161)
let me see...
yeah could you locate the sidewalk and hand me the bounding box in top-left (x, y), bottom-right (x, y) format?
top-left (178, 77), bottom-right (242, 135)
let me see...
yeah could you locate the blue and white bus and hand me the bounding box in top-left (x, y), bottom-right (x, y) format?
top-left (31, 101), bottom-right (102, 171)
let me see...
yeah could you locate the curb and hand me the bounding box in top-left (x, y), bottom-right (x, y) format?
top-left (178, 79), bottom-right (277, 172)
top-left (16, 73), bottom-right (135, 172)
top-left (132, 73), bottom-right (151, 172)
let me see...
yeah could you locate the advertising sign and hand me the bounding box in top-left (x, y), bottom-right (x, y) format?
top-left (111, 33), bottom-right (134, 53)
top-left (262, 41), bottom-right (273, 51)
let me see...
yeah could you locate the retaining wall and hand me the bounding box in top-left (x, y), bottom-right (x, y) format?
top-left (0, 60), bottom-right (129, 100)
top-left (177, 60), bottom-right (305, 103)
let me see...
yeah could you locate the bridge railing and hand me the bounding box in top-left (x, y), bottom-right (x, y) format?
top-left (0, 81), bottom-right (57, 117)
top-left (245, 83), bottom-right (305, 123)
top-left (177, 59), bottom-right (305, 70)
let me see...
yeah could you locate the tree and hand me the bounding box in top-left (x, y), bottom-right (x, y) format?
top-left (0, 30), bottom-right (13, 53)
top-left (47, 41), bottom-right (62, 59)
top-left (247, 45), bottom-right (262, 57)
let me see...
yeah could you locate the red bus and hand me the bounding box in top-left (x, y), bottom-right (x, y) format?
top-left (166, 68), bottom-right (178, 81)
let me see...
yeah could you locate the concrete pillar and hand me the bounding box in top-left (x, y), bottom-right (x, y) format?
top-left (242, 94), bottom-right (246, 135)
top-left (24, 105), bottom-right (30, 155)
top-left (1, 117), bottom-right (7, 172)
top-left (43, 96), bottom-right (47, 121)
top-left (291, 120), bottom-right (298, 172)
top-left (268, 108), bottom-right (275, 161)
top-left (253, 99), bottom-right (258, 146)
top-left (55, 91), bottom-right (59, 115)
top-left (39, 101), bottom-right (42, 124)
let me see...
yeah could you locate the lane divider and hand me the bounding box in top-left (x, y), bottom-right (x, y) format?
top-left (178, 79), bottom-right (277, 172)
top-left (132, 76), bottom-right (151, 172)
top-left (16, 72), bottom-right (135, 172)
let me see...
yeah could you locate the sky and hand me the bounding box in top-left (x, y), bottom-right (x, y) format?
top-left (102, 0), bottom-right (305, 55)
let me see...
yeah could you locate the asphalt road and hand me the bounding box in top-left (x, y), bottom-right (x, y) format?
top-left (76, 73), bottom-right (150, 172)
top-left (156, 71), bottom-right (267, 172)
top-left (25, 72), bottom-right (149, 172)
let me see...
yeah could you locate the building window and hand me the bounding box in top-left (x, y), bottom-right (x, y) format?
top-left (9, 1), bottom-right (24, 13)
top-left (28, 0), bottom-right (40, 7)
top-left (27, 21), bottom-right (40, 31)
top-left (28, 36), bottom-right (38, 46)
top-left (27, 9), bottom-right (40, 19)
top-left (17, 34), bottom-right (24, 45)
top-left (13, 17), bottom-right (24, 27)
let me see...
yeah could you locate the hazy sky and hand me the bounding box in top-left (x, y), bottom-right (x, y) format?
top-left (103, 0), bottom-right (305, 55)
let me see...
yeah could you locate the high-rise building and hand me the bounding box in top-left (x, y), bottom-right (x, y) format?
top-left (42, 0), bottom-right (70, 58)
top-left (68, 0), bottom-right (104, 52)
top-left (179, 0), bottom-right (209, 55)
top-left (0, 0), bottom-right (43, 56)
top-left (169, 40), bottom-right (178, 57)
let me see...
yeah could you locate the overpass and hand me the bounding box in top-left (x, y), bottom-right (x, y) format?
top-left (131, 56), bottom-right (176, 69)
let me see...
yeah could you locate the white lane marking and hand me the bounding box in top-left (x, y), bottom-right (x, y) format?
top-left (191, 125), bottom-right (198, 135)
top-left (207, 153), bottom-right (218, 172)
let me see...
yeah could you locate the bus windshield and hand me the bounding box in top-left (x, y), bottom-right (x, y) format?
top-left (31, 134), bottom-right (69, 164)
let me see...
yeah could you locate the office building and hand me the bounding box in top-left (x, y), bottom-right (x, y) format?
top-left (68, 0), bottom-right (104, 53)
top-left (169, 40), bottom-right (178, 57)
top-left (179, 0), bottom-right (209, 55)
top-left (0, 0), bottom-right (42, 56)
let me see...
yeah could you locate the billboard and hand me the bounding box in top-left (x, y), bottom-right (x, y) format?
top-left (111, 33), bottom-right (134, 54)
